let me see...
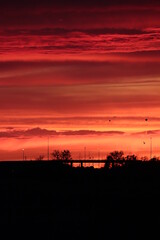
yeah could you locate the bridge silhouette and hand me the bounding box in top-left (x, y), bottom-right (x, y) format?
top-left (56, 159), bottom-right (127, 167)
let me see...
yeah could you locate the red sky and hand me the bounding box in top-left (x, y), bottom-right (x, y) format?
top-left (0, 1), bottom-right (160, 160)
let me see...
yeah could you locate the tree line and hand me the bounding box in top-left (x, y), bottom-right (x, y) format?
top-left (36, 150), bottom-right (72, 161)
top-left (36, 150), bottom-right (159, 161)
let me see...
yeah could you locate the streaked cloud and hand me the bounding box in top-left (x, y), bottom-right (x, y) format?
top-left (1, 127), bottom-right (160, 140)
top-left (1, 28), bottom-right (160, 61)
top-left (0, 127), bottom-right (125, 139)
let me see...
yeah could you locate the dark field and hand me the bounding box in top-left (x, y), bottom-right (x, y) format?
top-left (0, 160), bottom-right (160, 239)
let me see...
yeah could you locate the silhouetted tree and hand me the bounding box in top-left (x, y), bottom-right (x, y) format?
top-left (150, 157), bottom-right (159, 162)
top-left (61, 150), bottom-right (72, 161)
top-left (51, 150), bottom-right (61, 160)
top-left (105, 151), bottom-right (124, 168)
top-left (107, 151), bottom-right (124, 161)
top-left (125, 154), bottom-right (137, 161)
top-left (51, 150), bottom-right (72, 161)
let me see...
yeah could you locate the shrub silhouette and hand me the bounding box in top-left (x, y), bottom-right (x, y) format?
top-left (141, 156), bottom-right (148, 161)
top-left (125, 154), bottom-right (137, 161)
top-left (150, 157), bottom-right (159, 162)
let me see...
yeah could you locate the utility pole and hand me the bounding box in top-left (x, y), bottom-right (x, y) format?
top-left (22, 149), bottom-right (25, 161)
top-left (150, 137), bottom-right (152, 160)
top-left (48, 137), bottom-right (50, 161)
top-left (84, 147), bottom-right (86, 160)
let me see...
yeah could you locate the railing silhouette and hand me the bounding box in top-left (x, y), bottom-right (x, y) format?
top-left (54, 159), bottom-right (127, 167)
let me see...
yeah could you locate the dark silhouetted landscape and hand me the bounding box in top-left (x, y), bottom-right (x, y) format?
top-left (1, 158), bottom-right (160, 239)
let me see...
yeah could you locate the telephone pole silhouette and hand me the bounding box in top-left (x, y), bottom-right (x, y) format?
top-left (150, 137), bottom-right (152, 160)
top-left (22, 149), bottom-right (25, 161)
top-left (48, 137), bottom-right (50, 161)
top-left (84, 147), bottom-right (86, 160)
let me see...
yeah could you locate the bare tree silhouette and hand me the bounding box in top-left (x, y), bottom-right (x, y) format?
top-left (51, 150), bottom-right (61, 160)
top-left (61, 150), bottom-right (72, 161)
top-left (107, 151), bottom-right (124, 161)
top-left (51, 150), bottom-right (72, 161)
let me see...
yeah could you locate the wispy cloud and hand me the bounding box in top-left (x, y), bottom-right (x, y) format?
top-left (1, 125), bottom-right (160, 139)
top-left (0, 60), bottom-right (160, 87)
top-left (1, 28), bottom-right (160, 60)
top-left (132, 130), bottom-right (160, 136)
top-left (0, 127), bottom-right (125, 139)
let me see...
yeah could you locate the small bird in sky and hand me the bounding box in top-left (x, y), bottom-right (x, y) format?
top-left (145, 118), bottom-right (148, 122)
top-left (143, 141), bottom-right (146, 144)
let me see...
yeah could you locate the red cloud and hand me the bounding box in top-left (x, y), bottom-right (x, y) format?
top-left (0, 127), bottom-right (125, 139)
top-left (1, 28), bottom-right (160, 61)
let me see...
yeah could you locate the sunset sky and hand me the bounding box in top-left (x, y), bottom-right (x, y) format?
top-left (0, 0), bottom-right (160, 160)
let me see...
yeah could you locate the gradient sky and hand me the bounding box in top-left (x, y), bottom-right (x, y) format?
top-left (0, 0), bottom-right (160, 160)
